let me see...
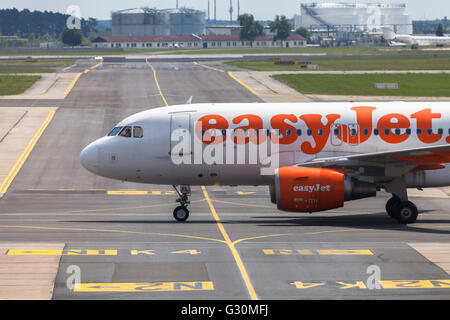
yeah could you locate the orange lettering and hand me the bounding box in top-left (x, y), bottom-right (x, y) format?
top-left (270, 114), bottom-right (298, 145)
top-left (411, 109), bottom-right (442, 144)
top-left (377, 113), bottom-right (410, 144)
top-left (195, 114), bottom-right (228, 145)
top-left (352, 106), bottom-right (376, 143)
top-left (232, 114), bottom-right (264, 144)
top-left (300, 114), bottom-right (341, 154)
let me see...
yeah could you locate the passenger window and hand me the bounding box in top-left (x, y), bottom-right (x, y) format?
top-left (438, 128), bottom-right (443, 135)
top-left (406, 129), bottom-right (411, 135)
top-left (119, 126), bottom-right (132, 138)
top-left (374, 128), bottom-right (379, 136)
top-left (134, 126), bottom-right (143, 138)
top-left (417, 129), bottom-right (422, 135)
top-left (108, 127), bottom-right (123, 136)
top-left (318, 129), bottom-right (323, 136)
top-left (307, 129), bottom-right (312, 136)
top-left (427, 129), bottom-right (433, 135)
top-left (384, 129), bottom-right (390, 136)
top-left (363, 128), bottom-right (369, 136)
top-left (296, 129), bottom-right (302, 136)
top-left (334, 128), bottom-right (340, 136)
top-left (395, 129), bottom-right (401, 135)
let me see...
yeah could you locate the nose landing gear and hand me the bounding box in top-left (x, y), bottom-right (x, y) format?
top-left (173, 185), bottom-right (191, 222)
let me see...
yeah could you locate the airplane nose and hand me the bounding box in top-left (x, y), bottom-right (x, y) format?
top-left (80, 144), bottom-right (99, 174)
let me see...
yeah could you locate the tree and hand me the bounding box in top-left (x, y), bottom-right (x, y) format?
top-left (238, 14), bottom-right (265, 47)
top-left (295, 26), bottom-right (310, 43)
top-left (436, 23), bottom-right (444, 36)
top-left (61, 28), bottom-right (82, 46)
top-left (269, 15), bottom-right (292, 46)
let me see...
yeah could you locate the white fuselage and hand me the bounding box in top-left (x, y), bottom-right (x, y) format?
top-left (392, 34), bottom-right (450, 46)
top-left (80, 102), bottom-right (450, 188)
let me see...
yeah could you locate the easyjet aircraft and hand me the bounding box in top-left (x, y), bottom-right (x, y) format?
top-left (382, 26), bottom-right (450, 48)
top-left (80, 102), bottom-right (450, 224)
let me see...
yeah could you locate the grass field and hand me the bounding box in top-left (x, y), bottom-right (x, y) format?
top-left (0, 59), bottom-right (76, 66)
top-left (273, 74), bottom-right (450, 97)
top-left (0, 76), bottom-right (41, 95)
top-left (1, 46), bottom-right (449, 57)
top-left (162, 46), bottom-right (450, 56)
top-left (226, 55), bottom-right (450, 71)
top-left (0, 68), bottom-right (56, 74)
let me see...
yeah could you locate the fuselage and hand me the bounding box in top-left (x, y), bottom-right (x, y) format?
top-left (80, 102), bottom-right (450, 188)
top-left (393, 34), bottom-right (450, 46)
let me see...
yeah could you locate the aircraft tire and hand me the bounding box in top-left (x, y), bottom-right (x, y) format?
top-left (385, 196), bottom-right (401, 218)
top-left (173, 206), bottom-right (190, 222)
top-left (392, 201), bottom-right (418, 224)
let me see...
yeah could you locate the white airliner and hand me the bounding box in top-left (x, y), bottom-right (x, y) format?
top-left (381, 27), bottom-right (450, 48)
top-left (80, 102), bottom-right (450, 224)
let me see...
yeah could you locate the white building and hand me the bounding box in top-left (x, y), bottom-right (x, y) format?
top-left (298, 2), bottom-right (412, 34)
top-left (92, 34), bottom-right (307, 49)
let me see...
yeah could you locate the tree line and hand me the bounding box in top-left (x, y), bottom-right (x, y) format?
top-left (238, 14), bottom-right (309, 46)
top-left (0, 8), bottom-right (98, 41)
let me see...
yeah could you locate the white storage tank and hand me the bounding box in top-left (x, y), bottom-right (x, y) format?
top-left (298, 3), bottom-right (412, 35)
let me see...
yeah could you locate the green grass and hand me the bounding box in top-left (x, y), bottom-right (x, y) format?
top-left (226, 55), bottom-right (450, 71)
top-left (0, 76), bottom-right (41, 95)
top-left (0, 68), bottom-right (56, 73)
top-left (0, 59), bottom-right (76, 67)
top-left (0, 49), bottom-right (176, 56)
top-left (162, 46), bottom-right (450, 56)
top-left (273, 74), bottom-right (450, 97)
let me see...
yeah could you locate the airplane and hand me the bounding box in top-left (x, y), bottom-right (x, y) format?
top-left (381, 26), bottom-right (450, 48)
top-left (80, 101), bottom-right (450, 224)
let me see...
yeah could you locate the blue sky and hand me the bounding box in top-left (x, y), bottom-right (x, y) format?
top-left (0, 0), bottom-right (447, 20)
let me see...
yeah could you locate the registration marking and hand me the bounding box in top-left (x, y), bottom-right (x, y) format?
top-left (263, 249), bottom-right (374, 255)
top-left (290, 280), bottom-right (450, 290)
top-left (74, 281), bottom-right (214, 293)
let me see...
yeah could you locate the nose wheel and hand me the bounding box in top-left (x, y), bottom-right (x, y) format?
top-left (173, 206), bottom-right (190, 222)
top-left (172, 185), bottom-right (191, 222)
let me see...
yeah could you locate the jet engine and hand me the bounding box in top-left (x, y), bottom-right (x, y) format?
top-left (271, 167), bottom-right (376, 213)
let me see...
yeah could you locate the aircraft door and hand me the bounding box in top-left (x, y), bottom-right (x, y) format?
top-left (170, 113), bottom-right (192, 157)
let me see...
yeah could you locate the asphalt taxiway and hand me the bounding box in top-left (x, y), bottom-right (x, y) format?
top-left (0, 58), bottom-right (449, 300)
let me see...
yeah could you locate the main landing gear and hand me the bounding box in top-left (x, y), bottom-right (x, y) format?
top-left (172, 185), bottom-right (191, 222)
top-left (385, 196), bottom-right (419, 224)
top-left (384, 178), bottom-right (419, 224)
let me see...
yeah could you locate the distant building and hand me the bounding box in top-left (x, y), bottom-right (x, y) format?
top-left (298, 2), bottom-right (412, 35)
top-left (92, 34), bottom-right (307, 49)
top-left (112, 8), bottom-right (206, 37)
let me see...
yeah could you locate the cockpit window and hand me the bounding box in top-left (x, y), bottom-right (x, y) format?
top-left (108, 127), bottom-right (123, 136)
top-left (118, 126), bottom-right (132, 138)
top-left (134, 126), bottom-right (144, 138)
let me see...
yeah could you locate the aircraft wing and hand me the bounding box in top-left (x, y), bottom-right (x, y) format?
top-left (297, 144), bottom-right (450, 181)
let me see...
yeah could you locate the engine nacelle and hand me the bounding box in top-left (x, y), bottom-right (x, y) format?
top-left (273, 167), bottom-right (376, 213)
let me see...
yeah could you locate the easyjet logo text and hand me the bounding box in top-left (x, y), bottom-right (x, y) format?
top-left (293, 184), bottom-right (331, 192)
top-left (194, 107), bottom-right (449, 155)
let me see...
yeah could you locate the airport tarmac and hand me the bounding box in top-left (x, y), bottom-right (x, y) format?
top-left (0, 59), bottom-right (449, 300)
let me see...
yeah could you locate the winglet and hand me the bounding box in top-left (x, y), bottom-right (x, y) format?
top-left (186, 96), bottom-right (193, 104)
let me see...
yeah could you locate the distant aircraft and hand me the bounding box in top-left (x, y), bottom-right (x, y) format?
top-left (382, 27), bottom-right (450, 48)
top-left (81, 102), bottom-right (450, 224)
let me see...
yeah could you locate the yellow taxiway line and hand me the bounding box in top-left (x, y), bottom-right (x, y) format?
top-left (193, 61), bottom-right (225, 73)
top-left (64, 58), bottom-right (103, 96)
top-left (228, 71), bottom-right (259, 96)
top-left (0, 110), bottom-right (56, 197)
top-left (202, 186), bottom-right (259, 300)
top-left (146, 58), bottom-right (169, 107)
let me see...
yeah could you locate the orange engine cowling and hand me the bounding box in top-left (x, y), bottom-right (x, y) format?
top-left (273, 167), bottom-right (377, 213)
top-left (275, 167), bottom-right (345, 212)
